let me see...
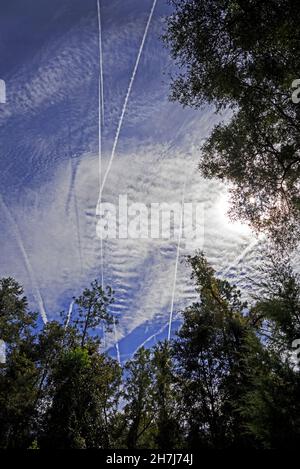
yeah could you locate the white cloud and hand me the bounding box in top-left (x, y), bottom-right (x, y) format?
top-left (0, 0), bottom-right (266, 356)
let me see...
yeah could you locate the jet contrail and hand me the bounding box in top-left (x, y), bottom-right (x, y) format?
top-left (0, 195), bottom-right (48, 323)
top-left (65, 299), bottom-right (75, 329)
top-left (96, 0), bottom-right (105, 289)
top-left (96, 0), bottom-right (158, 207)
top-left (113, 316), bottom-right (121, 364)
top-left (221, 237), bottom-right (262, 279)
top-left (132, 311), bottom-right (181, 357)
top-left (65, 98), bottom-right (84, 274)
top-left (98, 76), bottom-right (104, 290)
top-left (167, 181), bottom-right (186, 341)
top-left (96, 0), bottom-right (105, 350)
top-left (72, 166), bottom-right (84, 274)
top-left (95, 0), bottom-right (157, 360)
top-left (97, 0), bottom-right (105, 126)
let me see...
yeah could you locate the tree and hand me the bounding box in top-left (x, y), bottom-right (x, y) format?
top-left (238, 348), bottom-right (300, 449)
top-left (74, 280), bottom-right (114, 347)
top-left (241, 255), bottom-right (300, 448)
top-left (173, 252), bottom-right (266, 448)
top-left (0, 278), bottom-right (39, 449)
top-left (0, 277), bottom-right (121, 449)
top-left (40, 346), bottom-right (121, 449)
top-left (0, 277), bottom-right (37, 344)
top-left (122, 348), bottom-right (155, 449)
top-left (253, 255), bottom-right (300, 348)
top-left (152, 341), bottom-right (183, 448)
top-left (39, 281), bottom-right (120, 449)
top-left (2, 266), bottom-right (300, 449)
top-left (164, 0), bottom-right (300, 245)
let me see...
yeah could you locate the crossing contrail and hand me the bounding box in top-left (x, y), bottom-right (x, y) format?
top-left (0, 195), bottom-right (48, 323)
top-left (221, 237), bottom-right (262, 279)
top-left (132, 311), bottom-right (181, 357)
top-left (167, 181), bottom-right (186, 341)
top-left (96, 0), bottom-right (158, 207)
top-left (95, 0), bottom-right (158, 360)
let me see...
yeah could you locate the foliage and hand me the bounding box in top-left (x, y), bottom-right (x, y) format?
top-left (1, 251), bottom-right (300, 448)
top-left (164, 0), bottom-right (300, 245)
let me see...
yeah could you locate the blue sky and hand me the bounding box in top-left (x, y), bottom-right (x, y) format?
top-left (0, 0), bottom-right (263, 362)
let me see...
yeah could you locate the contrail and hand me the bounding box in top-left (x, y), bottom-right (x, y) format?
top-left (96, 0), bottom-right (158, 207)
top-left (65, 299), bottom-right (75, 329)
top-left (97, 0), bottom-right (105, 348)
top-left (95, 0), bottom-right (158, 360)
top-left (132, 322), bottom-right (168, 357)
top-left (167, 181), bottom-right (186, 341)
top-left (134, 240), bottom-right (261, 350)
top-left (74, 188), bottom-right (84, 274)
top-left (65, 96), bottom-right (84, 274)
top-left (132, 311), bottom-right (181, 357)
top-left (0, 195), bottom-right (48, 323)
top-left (97, 0), bottom-right (105, 126)
top-left (113, 316), bottom-right (121, 364)
top-left (221, 237), bottom-right (261, 279)
top-left (98, 73), bottom-right (104, 290)
top-left (96, 0), bottom-right (105, 289)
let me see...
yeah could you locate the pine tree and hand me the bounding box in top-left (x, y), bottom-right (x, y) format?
top-left (0, 278), bottom-right (38, 448)
top-left (173, 253), bottom-right (265, 448)
top-left (152, 341), bottom-right (183, 448)
top-left (40, 345), bottom-right (121, 448)
top-left (75, 280), bottom-right (114, 348)
top-left (39, 280), bottom-right (120, 448)
top-left (241, 256), bottom-right (300, 448)
top-left (123, 348), bottom-right (155, 449)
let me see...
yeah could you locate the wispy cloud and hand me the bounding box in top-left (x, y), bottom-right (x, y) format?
top-left (0, 0), bottom-right (263, 359)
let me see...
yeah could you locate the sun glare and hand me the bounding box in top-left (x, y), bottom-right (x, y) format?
top-left (216, 193), bottom-right (252, 236)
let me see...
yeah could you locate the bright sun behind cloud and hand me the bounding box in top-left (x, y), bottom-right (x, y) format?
top-left (216, 192), bottom-right (252, 237)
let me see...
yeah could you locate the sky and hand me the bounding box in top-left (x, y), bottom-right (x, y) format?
top-left (0, 0), bottom-right (266, 362)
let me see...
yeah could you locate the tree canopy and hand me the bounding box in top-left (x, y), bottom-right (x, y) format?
top-left (164, 0), bottom-right (300, 246)
top-left (1, 252), bottom-right (300, 448)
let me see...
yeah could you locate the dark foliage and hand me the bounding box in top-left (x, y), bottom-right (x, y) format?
top-left (1, 252), bottom-right (300, 448)
top-left (164, 0), bottom-right (300, 246)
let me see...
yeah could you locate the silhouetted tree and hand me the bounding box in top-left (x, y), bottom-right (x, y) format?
top-left (123, 348), bottom-right (155, 449)
top-left (164, 0), bottom-right (300, 245)
top-left (173, 253), bottom-right (266, 448)
top-left (75, 280), bottom-right (114, 348)
top-left (0, 278), bottom-right (38, 449)
top-left (152, 341), bottom-right (183, 448)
